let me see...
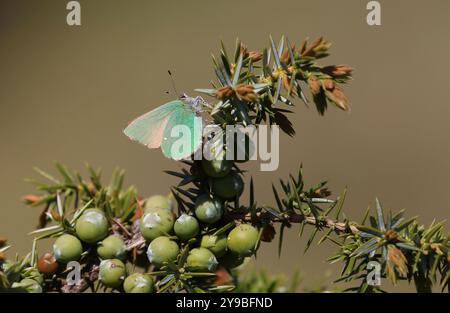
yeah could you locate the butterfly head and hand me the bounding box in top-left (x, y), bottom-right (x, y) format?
top-left (180, 93), bottom-right (204, 114)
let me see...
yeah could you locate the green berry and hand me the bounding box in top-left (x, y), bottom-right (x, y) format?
top-left (139, 208), bottom-right (174, 242)
top-left (13, 278), bottom-right (42, 293)
top-left (174, 214), bottom-right (200, 241)
top-left (211, 172), bottom-right (244, 199)
top-left (99, 259), bottom-right (126, 288)
top-left (194, 195), bottom-right (223, 224)
top-left (53, 234), bottom-right (83, 263)
top-left (186, 248), bottom-right (218, 272)
top-left (200, 234), bottom-right (227, 257)
top-left (97, 235), bottom-right (126, 260)
top-left (145, 194), bottom-right (174, 213)
top-left (227, 224), bottom-right (259, 256)
top-left (147, 236), bottom-right (179, 268)
top-left (123, 273), bottom-right (154, 293)
top-left (75, 209), bottom-right (109, 244)
top-left (201, 156), bottom-right (232, 178)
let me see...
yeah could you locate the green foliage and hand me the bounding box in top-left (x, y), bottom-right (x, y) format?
top-left (1, 36), bottom-right (448, 293)
top-left (197, 36), bottom-right (352, 133)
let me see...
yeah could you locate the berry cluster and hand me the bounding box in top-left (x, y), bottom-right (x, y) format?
top-left (8, 155), bottom-right (261, 293)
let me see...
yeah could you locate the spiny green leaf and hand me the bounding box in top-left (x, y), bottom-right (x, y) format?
top-left (232, 53), bottom-right (243, 86)
top-left (394, 216), bottom-right (417, 232)
top-left (278, 224), bottom-right (285, 257)
top-left (304, 227), bottom-right (319, 253)
top-left (272, 184), bottom-right (284, 212)
top-left (269, 35), bottom-right (281, 68)
top-left (33, 167), bottom-right (60, 184)
top-left (356, 224), bottom-right (384, 237)
top-left (55, 162), bottom-right (74, 184)
top-left (375, 198), bottom-right (386, 232)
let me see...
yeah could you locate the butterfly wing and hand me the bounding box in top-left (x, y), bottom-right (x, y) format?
top-left (123, 100), bottom-right (183, 149)
top-left (161, 105), bottom-right (203, 160)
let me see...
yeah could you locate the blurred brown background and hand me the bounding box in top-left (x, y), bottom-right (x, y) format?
top-left (1, 0), bottom-right (450, 292)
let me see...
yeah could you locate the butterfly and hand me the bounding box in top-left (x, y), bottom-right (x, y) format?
top-left (123, 94), bottom-right (204, 160)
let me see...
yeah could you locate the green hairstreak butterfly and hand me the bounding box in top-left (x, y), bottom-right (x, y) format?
top-left (123, 94), bottom-right (204, 160)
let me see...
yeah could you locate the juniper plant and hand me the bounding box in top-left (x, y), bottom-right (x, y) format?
top-left (1, 36), bottom-right (449, 293)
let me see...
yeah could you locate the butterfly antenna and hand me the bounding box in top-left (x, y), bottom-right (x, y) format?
top-left (167, 70), bottom-right (180, 97)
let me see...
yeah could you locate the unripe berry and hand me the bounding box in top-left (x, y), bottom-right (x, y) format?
top-left (186, 248), bottom-right (218, 272)
top-left (174, 214), bottom-right (200, 241)
top-left (227, 224), bottom-right (259, 256)
top-left (37, 253), bottom-right (59, 275)
top-left (140, 208), bottom-right (175, 242)
top-left (99, 259), bottom-right (126, 288)
top-left (200, 233), bottom-right (227, 257)
top-left (123, 273), bottom-right (154, 293)
top-left (53, 234), bottom-right (83, 263)
top-left (201, 157), bottom-right (232, 178)
top-left (13, 278), bottom-right (42, 293)
top-left (97, 235), bottom-right (126, 260)
top-left (211, 172), bottom-right (244, 199)
top-left (194, 195), bottom-right (223, 224)
top-left (145, 194), bottom-right (174, 213)
top-left (75, 209), bottom-right (109, 244)
top-left (146, 236), bottom-right (179, 268)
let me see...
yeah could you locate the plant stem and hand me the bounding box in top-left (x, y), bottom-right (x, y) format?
top-left (232, 210), bottom-right (359, 235)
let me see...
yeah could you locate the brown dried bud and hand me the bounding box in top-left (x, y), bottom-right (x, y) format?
top-left (240, 42), bottom-right (262, 62)
top-left (241, 93), bottom-right (259, 103)
top-left (301, 37), bottom-right (331, 58)
top-left (23, 194), bottom-right (42, 205)
top-left (248, 51), bottom-right (262, 62)
top-left (240, 43), bottom-right (249, 59)
top-left (133, 204), bottom-right (144, 220)
top-left (261, 224), bottom-right (276, 242)
top-left (282, 75), bottom-right (291, 94)
top-left (235, 84), bottom-right (254, 94)
top-left (280, 49), bottom-right (289, 63)
top-left (216, 84), bottom-right (258, 102)
top-left (322, 79), bottom-right (335, 91)
top-left (299, 38), bottom-right (308, 55)
top-left (236, 84), bottom-right (258, 102)
top-left (384, 229), bottom-right (398, 242)
top-left (322, 64), bottom-right (353, 77)
top-left (313, 188), bottom-right (331, 198)
top-left (215, 86), bottom-right (234, 100)
top-left (307, 76), bottom-right (322, 95)
top-left (87, 183), bottom-right (97, 195)
top-left (325, 86), bottom-right (350, 111)
top-left (0, 251), bottom-right (5, 262)
top-left (37, 253), bottom-right (59, 275)
top-left (0, 237), bottom-right (7, 247)
top-left (280, 45), bottom-right (296, 64)
top-left (387, 245), bottom-right (408, 279)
